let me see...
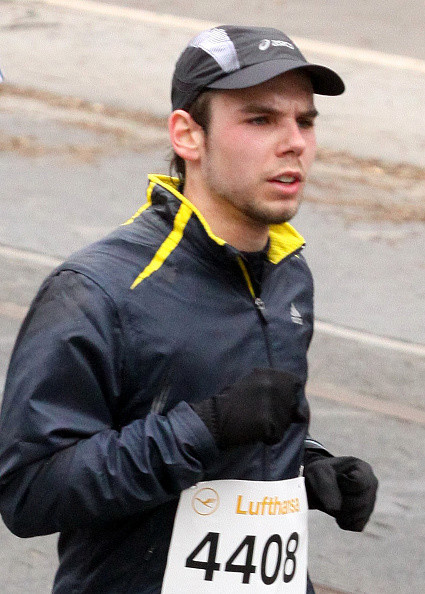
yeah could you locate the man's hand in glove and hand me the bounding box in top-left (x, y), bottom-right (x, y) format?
top-left (304, 450), bottom-right (378, 532)
top-left (191, 368), bottom-right (308, 449)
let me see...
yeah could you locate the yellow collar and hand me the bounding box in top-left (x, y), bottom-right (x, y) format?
top-left (147, 174), bottom-right (305, 264)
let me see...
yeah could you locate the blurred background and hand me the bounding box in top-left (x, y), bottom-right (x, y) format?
top-left (0, 1), bottom-right (424, 592)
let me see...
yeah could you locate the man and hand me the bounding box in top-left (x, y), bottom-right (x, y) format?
top-left (0, 26), bottom-right (377, 593)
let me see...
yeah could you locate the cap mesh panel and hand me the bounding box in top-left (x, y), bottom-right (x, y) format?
top-left (189, 28), bottom-right (240, 73)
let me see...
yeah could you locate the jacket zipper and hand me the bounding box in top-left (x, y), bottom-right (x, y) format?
top-left (253, 297), bottom-right (275, 368)
top-left (238, 250), bottom-right (308, 480)
top-left (237, 256), bottom-right (274, 368)
top-left (237, 257), bottom-right (275, 480)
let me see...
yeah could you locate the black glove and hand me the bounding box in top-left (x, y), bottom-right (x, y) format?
top-left (304, 450), bottom-right (378, 532)
top-left (191, 368), bottom-right (308, 449)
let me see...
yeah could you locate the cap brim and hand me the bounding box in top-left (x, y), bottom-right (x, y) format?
top-left (207, 59), bottom-right (345, 96)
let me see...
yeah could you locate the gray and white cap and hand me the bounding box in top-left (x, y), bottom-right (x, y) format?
top-left (172, 25), bottom-right (345, 111)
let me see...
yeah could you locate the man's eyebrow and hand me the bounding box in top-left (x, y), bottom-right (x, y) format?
top-left (239, 104), bottom-right (319, 118)
top-left (239, 104), bottom-right (280, 115)
top-left (299, 108), bottom-right (319, 119)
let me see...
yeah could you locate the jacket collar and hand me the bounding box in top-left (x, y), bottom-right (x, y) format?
top-left (146, 174), bottom-right (305, 264)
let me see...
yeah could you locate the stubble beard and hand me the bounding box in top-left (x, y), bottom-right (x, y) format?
top-left (202, 146), bottom-right (303, 227)
top-left (206, 173), bottom-right (303, 226)
top-left (239, 196), bottom-right (302, 225)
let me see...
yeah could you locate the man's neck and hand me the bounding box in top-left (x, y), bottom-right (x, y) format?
top-left (183, 180), bottom-right (269, 252)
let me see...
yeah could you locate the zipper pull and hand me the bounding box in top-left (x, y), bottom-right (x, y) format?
top-left (143, 546), bottom-right (155, 562)
top-left (254, 297), bottom-right (265, 311)
top-left (254, 297), bottom-right (267, 323)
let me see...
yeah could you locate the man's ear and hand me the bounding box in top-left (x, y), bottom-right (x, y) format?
top-left (168, 110), bottom-right (205, 163)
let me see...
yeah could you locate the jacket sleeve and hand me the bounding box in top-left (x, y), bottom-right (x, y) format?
top-left (304, 434), bottom-right (332, 456)
top-left (0, 271), bottom-right (217, 538)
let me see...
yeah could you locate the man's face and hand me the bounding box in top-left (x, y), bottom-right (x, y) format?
top-left (198, 70), bottom-right (317, 228)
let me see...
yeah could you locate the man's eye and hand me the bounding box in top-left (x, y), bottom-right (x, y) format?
top-left (248, 116), bottom-right (269, 125)
top-left (298, 118), bottom-right (315, 129)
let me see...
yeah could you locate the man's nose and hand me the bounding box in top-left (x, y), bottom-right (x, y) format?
top-left (276, 121), bottom-right (306, 156)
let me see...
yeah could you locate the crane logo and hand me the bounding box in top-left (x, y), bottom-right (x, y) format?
top-left (192, 487), bottom-right (220, 515)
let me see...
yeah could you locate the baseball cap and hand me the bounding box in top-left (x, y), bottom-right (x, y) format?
top-left (172, 25), bottom-right (345, 111)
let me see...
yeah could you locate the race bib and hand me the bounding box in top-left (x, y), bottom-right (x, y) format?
top-left (162, 477), bottom-right (308, 593)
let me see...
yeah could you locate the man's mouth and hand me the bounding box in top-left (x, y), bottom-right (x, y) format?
top-left (267, 172), bottom-right (303, 195)
top-left (271, 172), bottom-right (302, 184)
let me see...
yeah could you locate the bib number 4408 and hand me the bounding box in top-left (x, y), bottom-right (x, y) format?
top-left (185, 531), bottom-right (299, 585)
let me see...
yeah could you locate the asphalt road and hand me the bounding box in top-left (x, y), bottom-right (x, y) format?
top-left (0, 1), bottom-right (424, 593)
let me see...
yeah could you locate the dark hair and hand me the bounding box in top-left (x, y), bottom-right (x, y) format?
top-left (169, 90), bottom-right (215, 187)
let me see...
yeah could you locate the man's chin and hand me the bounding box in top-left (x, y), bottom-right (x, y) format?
top-left (258, 205), bottom-right (300, 225)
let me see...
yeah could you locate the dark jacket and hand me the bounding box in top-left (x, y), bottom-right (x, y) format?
top-left (0, 175), bottom-right (317, 593)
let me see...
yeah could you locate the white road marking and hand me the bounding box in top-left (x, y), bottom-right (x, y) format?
top-left (0, 244), bottom-right (61, 268)
top-left (315, 320), bottom-right (425, 357)
top-left (29, 0), bottom-right (216, 31)
top-left (308, 381), bottom-right (425, 426)
top-left (0, 301), bottom-right (28, 321)
top-left (33, 0), bottom-right (425, 73)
